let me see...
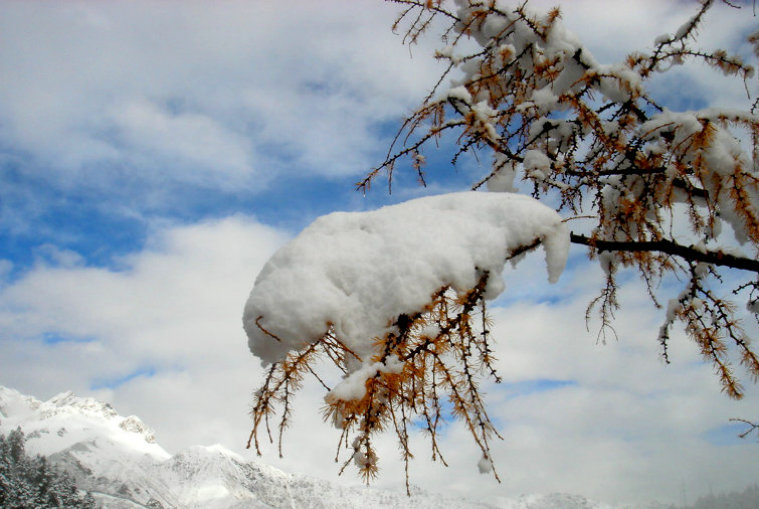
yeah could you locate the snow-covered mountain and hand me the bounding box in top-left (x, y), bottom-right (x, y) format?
top-left (0, 386), bottom-right (643, 509)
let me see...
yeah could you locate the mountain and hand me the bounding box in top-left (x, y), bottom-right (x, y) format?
top-left (0, 386), bottom-right (636, 509)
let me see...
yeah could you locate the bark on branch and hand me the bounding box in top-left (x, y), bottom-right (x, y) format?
top-left (570, 233), bottom-right (759, 273)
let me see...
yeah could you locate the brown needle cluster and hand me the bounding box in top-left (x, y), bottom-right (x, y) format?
top-left (248, 272), bottom-right (503, 493)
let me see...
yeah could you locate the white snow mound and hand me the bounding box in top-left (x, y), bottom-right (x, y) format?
top-left (243, 191), bottom-right (568, 366)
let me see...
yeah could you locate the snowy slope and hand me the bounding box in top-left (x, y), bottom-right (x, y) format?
top-left (0, 386), bottom-right (636, 509)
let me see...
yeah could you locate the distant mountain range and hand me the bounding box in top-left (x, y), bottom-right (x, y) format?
top-left (0, 385), bottom-right (647, 509)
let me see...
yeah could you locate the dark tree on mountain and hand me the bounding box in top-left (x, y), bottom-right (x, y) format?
top-left (245, 0), bottom-right (759, 490)
top-left (0, 428), bottom-right (96, 509)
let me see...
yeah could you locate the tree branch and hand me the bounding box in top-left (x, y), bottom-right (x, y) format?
top-left (570, 233), bottom-right (759, 273)
top-left (386, 0), bottom-right (460, 22)
top-left (730, 418), bottom-right (759, 440)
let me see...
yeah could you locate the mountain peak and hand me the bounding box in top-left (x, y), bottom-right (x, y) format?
top-left (0, 385), bottom-right (168, 460)
top-left (45, 390), bottom-right (118, 420)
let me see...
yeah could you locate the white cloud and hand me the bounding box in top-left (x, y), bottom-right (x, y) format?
top-left (110, 99), bottom-right (256, 186)
top-left (0, 0), bottom-right (443, 195)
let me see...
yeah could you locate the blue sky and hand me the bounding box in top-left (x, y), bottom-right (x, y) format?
top-left (1, 0), bottom-right (758, 506)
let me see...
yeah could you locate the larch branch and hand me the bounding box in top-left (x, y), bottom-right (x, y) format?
top-left (570, 233), bottom-right (759, 273)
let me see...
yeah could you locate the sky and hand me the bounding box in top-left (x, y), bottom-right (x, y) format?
top-left (0, 0), bottom-right (758, 506)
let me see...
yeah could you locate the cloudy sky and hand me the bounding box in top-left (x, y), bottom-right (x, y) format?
top-left (1, 0), bottom-right (758, 506)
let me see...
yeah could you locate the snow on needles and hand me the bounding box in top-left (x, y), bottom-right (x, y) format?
top-left (243, 191), bottom-right (569, 373)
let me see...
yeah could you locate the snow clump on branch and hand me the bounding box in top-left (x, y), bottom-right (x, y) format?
top-left (242, 191), bottom-right (568, 486)
top-left (244, 191), bottom-right (568, 367)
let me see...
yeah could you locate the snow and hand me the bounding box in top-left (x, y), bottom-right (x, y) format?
top-left (523, 150), bottom-right (552, 180)
top-left (325, 355), bottom-right (405, 403)
top-left (486, 155), bottom-right (518, 192)
top-left (477, 454), bottom-right (493, 474)
top-left (243, 192), bottom-right (569, 374)
top-left (654, 33), bottom-right (672, 46)
top-left (448, 85), bottom-right (473, 102)
top-left (530, 87), bottom-right (559, 111)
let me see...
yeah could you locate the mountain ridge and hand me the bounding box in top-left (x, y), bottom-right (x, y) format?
top-left (0, 385), bottom-right (646, 509)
